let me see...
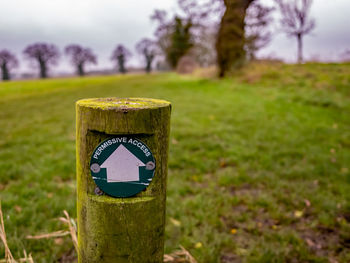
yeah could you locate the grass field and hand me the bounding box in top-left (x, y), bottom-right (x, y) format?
top-left (0, 63), bottom-right (350, 262)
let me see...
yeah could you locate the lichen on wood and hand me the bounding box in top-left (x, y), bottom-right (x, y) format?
top-left (76, 97), bottom-right (171, 263)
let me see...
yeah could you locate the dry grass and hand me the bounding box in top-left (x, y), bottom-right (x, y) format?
top-left (0, 202), bottom-right (34, 263)
top-left (2, 201), bottom-right (195, 262)
top-left (192, 66), bottom-right (218, 79)
top-left (0, 251), bottom-right (34, 263)
top-left (25, 210), bottom-right (78, 256)
top-left (164, 246), bottom-right (197, 263)
top-left (58, 211), bottom-right (78, 252)
top-left (26, 231), bottom-right (70, 240)
top-left (1, 203), bottom-right (77, 262)
top-left (0, 202), bottom-right (15, 262)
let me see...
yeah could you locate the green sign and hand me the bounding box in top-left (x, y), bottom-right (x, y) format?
top-left (90, 137), bottom-right (156, 198)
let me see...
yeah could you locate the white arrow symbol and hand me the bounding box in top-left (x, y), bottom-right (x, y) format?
top-left (100, 144), bottom-right (145, 183)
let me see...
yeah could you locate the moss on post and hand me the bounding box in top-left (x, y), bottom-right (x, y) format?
top-left (76, 98), bottom-right (171, 263)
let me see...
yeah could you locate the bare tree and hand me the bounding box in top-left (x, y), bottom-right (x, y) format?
top-left (23, 43), bottom-right (60, 78)
top-left (65, 45), bottom-right (97, 76)
top-left (275, 0), bottom-right (315, 63)
top-left (151, 9), bottom-right (172, 59)
top-left (191, 26), bottom-right (217, 67)
top-left (0, 50), bottom-right (18, 81)
top-left (177, 0), bottom-right (219, 67)
top-left (176, 0), bottom-right (274, 69)
top-left (245, 2), bottom-right (274, 61)
top-left (136, 38), bottom-right (157, 73)
top-left (111, 45), bottom-right (131, 74)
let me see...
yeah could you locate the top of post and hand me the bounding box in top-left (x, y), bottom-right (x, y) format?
top-left (76, 97), bottom-right (171, 111)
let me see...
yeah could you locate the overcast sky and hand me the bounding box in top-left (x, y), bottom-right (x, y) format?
top-left (0, 0), bottom-right (349, 74)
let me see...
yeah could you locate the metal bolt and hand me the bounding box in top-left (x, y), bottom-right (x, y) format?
top-left (90, 163), bottom-right (100, 173)
top-left (145, 161), bottom-right (155, 170)
top-left (95, 187), bottom-right (104, 196)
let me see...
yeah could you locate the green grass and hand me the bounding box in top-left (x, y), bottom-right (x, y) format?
top-left (0, 63), bottom-right (350, 262)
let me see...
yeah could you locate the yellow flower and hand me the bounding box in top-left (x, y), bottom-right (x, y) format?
top-left (195, 242), bottom-right (202, 249)
top-left (294, 210), bottom-right (303, 218)
top-left (231, 228), bottom-right (237, 234)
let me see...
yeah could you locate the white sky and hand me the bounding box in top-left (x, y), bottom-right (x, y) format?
top-left (0, 0), bottom-right (349, 75)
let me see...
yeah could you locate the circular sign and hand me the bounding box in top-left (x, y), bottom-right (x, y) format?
top-left (90, 137), bottom-right (156, 198)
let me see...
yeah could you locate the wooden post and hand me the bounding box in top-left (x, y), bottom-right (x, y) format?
top-left (76, 98), bottom-right (171, 263)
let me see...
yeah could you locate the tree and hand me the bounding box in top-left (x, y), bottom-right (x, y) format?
top-left (167, 16), bottom-right (193, 68)
top-left (23, 43), bottom-right (59, 79)
top-left (151, 11), bottom-right (194, 69)
top-left (65, 44), bottom-right (97, 76)
top-left (275, 0), bottom-right (315, 63)
top-left (216, 0), bottom-right (256, 77)
top-left (136, 38), bottom-right (157, 73)
top-left (151, 0), bottom-right (218, 69)
top-left (111, 45), bottom-right (131, 74)
top-left (151, 9), bottom-right (172, 59)
top-left (177, 0), bottom-right (218, 66)
top-left (0, 50), bottom-right (18, 81)
top-left (245, 2), bottom-right (274, 61)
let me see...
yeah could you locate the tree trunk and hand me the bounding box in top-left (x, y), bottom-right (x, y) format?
top-left (297, 33), bottom-right (303, 64)
top-left (146, 60), bottom-right (152, 73)
top-left (39, 60), bottom-right (47, 79)
top-left (118, 58), bottom-right (126, 74)
top-left (78, 63), bottom-right (85, 76)
top-left (76, 98), bottom-right (171, 262)
top-left (216, 0), bottom-right (255, 77)
top-left (1, 63), bottom-right (10, 81)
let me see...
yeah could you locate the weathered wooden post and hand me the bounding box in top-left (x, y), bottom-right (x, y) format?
top-left (76, 98), bottom-right (171, 262)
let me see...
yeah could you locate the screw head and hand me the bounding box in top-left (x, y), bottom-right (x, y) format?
top-left (94, 187), bottom-right (104, 196)
top-left (90, 163), bottom-right (100, 173)
top-left (145, 161), bottom-right (155, 170)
